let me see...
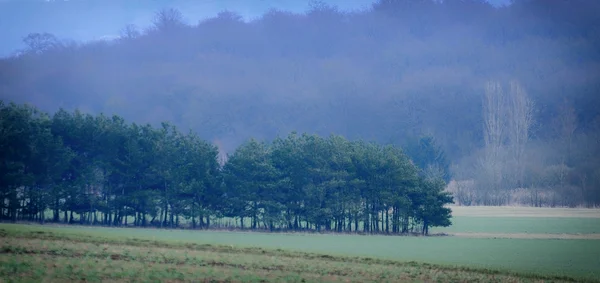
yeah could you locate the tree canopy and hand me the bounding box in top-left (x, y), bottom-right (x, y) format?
top-left (0, 101), bottom-right (453, 235)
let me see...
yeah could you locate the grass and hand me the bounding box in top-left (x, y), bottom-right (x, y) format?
top-left (432, 216), bottom-right (600, 234)
top-left (448, 205), bottom-right (600, 218)
top-left (1, 223), bottom-right (599, 282)
top-left (1, 226), bottom-right (598, 283)
top-left (2, 206), bottom-right (599, 282)
top-left (429, 205), bottom-right (600, 234)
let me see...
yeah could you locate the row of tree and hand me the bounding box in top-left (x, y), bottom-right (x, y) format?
top-left (0, 101), bottom-right (453, 235)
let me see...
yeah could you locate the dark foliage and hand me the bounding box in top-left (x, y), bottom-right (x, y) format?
top-left (0, 101), bottom-right (452, 235)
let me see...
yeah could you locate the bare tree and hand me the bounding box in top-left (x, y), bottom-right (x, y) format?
top-left (119, 24), bottom-right (141, 40)
top-left (478, 80), bottom-right (508, 204)
top-left (152, 8), bottom-right (186, 32)
top-left (477, 80), bottom-right (535, 205)
top-left (483, 81), bottom-right (508, 154)
top-left (507, 80), bottom-right (534, 188)
top-left (22, 33), bottom-right (62, 54)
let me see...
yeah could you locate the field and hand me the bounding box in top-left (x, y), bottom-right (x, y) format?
top-left (1, 206), bottom-right (600, 282)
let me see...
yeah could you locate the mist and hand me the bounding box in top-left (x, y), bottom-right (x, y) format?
top-left (0, 0), bottom-right (512, 57)
top-left (1, 0), bottom-right (600, 207)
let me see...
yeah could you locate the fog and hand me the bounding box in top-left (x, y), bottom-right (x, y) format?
top-left (1, 0), bottom-right (599, 207)
top-left (0, 0), bottom-right (512, 57)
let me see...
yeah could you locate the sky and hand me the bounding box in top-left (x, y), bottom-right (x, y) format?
top-left (0, 0), bottom-right (511, 57)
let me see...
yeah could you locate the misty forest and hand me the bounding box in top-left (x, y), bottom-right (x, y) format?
top-left (1, 0), bottom-right (600, 234)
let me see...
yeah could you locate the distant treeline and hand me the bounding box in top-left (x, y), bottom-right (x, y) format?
top-left (0, 101), bottom-right (452, 235)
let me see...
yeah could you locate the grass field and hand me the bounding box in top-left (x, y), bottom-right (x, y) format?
top-left (434, 216), bottom-right (600, 234)
top-left (1, 206), bottom-right (600, 282)
top-left (433, 205), bottom-right (600, 235)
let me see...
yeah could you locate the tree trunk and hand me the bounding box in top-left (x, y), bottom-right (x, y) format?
top-left (113, 210), bottom-right (120, 226)
top-left (364, 203), bottom-right (370, 233)
top-left (198, 213), bottom-right (204, 229)
top-left (252, 202), bottom-right (257, 229)
top-left (169, 211), bottom-right (174, 228)
top-left (9, 192), bottom-right (17, 223)
top-left (422, 219), bottom-right (429, 236)
top-left (392, 207), bottom-right (397, 233)
top-left (53, 198), bottom-right (60, 222)
top-left (385, 209), bottom-right (389, 234)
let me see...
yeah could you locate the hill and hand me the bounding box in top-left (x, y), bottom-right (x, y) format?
top-left (1, 0), bottom-right (599, 206)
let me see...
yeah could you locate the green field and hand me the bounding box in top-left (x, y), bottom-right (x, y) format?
top-left (1, 206), bottom-right (600, 282)
top-left (432, 216), bottom-right (600, 234)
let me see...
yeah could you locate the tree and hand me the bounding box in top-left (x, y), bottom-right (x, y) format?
top-left (270, 132), bottom-right (310, 231)
top-left (477, 80), bottom-right (534, 205)
top-left (152, 8), bottom-right (186, 32)
top-left (1, 102), bottom-right (457, 231)
top-left (415, 177), bottom-right (453, 235)
top-left (478, 80), bottom-right (508, 204)
top-left (506, 80), bottom-right (534, 189)
top-left (119, 24), bottom-right (141, 40)
top-left (405, 135), bottom-right (451, 182)
top-left (222, 139), bottom-right (277, 230)
top-left (0, 102), bottom-right (36, 221)
top-left (27, 111), bottom-right (74, 224)
top-left (22, 32), bottom-right (62, 54)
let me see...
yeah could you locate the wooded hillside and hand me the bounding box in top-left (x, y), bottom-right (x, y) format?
top-left (1, 0), bottom-right (599, 206)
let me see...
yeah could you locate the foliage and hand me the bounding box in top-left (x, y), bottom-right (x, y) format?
top-left (404, 136), bottom-right (451, 182)
top-left (0, 102), bottom-right (452, 234)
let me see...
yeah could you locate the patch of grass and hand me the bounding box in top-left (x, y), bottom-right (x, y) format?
top-left (0, 234), bottom-right (595, 283)
top-left (447, 206), bottom-right (600, 218)
top-left (451, 232), bottom-right (600, 240)
top-left (433, 216), bottom-right (600, 234)
top-left (1, 224), bottom-right (600, 282)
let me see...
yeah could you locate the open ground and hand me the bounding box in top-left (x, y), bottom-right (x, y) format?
top-left (1, 206), bottom-right (599, 282)
top-left (431, 205), bottom-right (600, 238)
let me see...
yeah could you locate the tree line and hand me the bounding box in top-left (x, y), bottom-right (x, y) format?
top-left (0, 101), bottom-right (453, 235)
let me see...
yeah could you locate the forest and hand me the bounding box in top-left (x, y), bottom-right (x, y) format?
top-left (0, 101), bottom-right (452, 234)
top-left (1, 0), bottom-right (600, 211)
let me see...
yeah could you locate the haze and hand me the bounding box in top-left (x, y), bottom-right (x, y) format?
top-left (1, 0), bottom-right (599, 207)
top-left (2, 1), bottom-right (600, 281)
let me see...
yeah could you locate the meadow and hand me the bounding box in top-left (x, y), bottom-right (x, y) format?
top-left (432, 205), bottom-right (600, 235)
top-left (1, 206), bottom-right (599, 282)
